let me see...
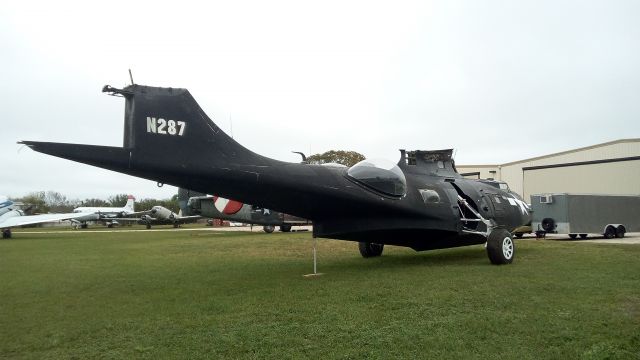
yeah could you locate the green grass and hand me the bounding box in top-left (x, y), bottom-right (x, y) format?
top-left (1, 231), bottom-right (639, 359)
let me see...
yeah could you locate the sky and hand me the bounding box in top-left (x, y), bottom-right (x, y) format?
top-left (2, 0), bottom-right (639, 201)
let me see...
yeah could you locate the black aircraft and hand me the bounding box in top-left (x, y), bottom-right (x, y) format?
top-left (20, 84), bottom-right (531, 264)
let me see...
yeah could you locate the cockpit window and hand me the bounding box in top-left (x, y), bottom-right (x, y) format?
top-left (347, 159), bottom-right (407, 197)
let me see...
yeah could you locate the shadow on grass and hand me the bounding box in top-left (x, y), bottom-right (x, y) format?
top-left (324, 244), bottom-right (538, 272)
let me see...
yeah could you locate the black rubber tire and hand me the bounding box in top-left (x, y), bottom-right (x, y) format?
top-left (569, 234), bottom-right (578, 239)
top-left (579, 234), bottom-right (588, 239)
top-left (107, 224), bottom-right (113, 228)
top-left (486, 228), bottom-right (515, 265)
top-left (616, 226), bottom-right (626, 238)
top-left (173, 223), bottom-right (179, 228)
top-left (604, 226), bottom-right (616, 239)
top-left (515, 233), bottom-right (524, 239)
top-left (146, 223), bottom-right (152, 229)
top-left (263, 225), bottom-right (275, 233)
top-left (541, 218), bottom-right (555, 232)
top-left (81, 223), bottom-right (88, 229)
top-left (2, 229), bottom-right (11, 239)
top-left (358, 242), bottom-right (384, 258)
top-left (280, 224), bottom-right (292, 232)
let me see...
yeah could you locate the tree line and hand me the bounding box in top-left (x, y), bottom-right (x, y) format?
top-left (10, 191), bottom-right (179, 214)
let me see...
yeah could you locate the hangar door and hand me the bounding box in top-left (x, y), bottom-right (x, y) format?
top-left (522, 158), bottom-right (640, 200)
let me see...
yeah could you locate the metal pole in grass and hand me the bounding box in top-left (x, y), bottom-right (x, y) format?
top-left (304, 236), bottom-right (323, 277)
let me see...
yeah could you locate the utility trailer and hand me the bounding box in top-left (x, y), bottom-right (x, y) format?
top-left (530, 193), bottom-right (640, 239)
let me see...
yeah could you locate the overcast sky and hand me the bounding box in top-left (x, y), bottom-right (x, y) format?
top-left (2, 0), bottom-right (639, 201)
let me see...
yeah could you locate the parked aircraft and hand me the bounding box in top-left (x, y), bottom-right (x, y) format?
top-left (185, 194), bottom-right (310, 233)
top-left (135, 205), bottom-right (201, 229)
top-left (0, 196), bottom-right (87, 238)
top-left (71, 195), bottom-right (137, 228)
top-left (20, 84), bottom-right (532, 264)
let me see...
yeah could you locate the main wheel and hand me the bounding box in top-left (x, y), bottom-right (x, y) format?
top-left (569, 234), bottom-right (577, 239)
top-left (173, 223), bottom-right (179, 228)
top-left (146, 223), bottom-right (152, 229)
top-left (604, 226), bottom-right (616, 239)
top-left (515, 233), bottom-right (524, 239)
top-left (81, 223), bottom-right (88, 229)
top-left (107, 224), bottom-right (113, 228)
top-left (616, 225), bottom-right (626, 238)
top-left (263, 225), bottom-right (275, 233)
top-left (280, 224), bottom-right (292, 232)
top-left (579, 234), bottom-right (588, 239)
top-left (2, 229), bottom-right (11, 239)
top-left (487, 228), bottom-right (515, 265)
top-left (358, 242), bottom-right (384, 258)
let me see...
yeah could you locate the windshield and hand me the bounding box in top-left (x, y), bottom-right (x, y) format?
top-left (347, 159), bottom-right (407, 197)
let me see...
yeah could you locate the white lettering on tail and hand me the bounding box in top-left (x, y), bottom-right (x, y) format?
top-left (146, 117), bottom-right (186, 136)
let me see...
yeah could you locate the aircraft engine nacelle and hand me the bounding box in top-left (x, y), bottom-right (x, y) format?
top-left (151, 206), bottom-right (174, 220)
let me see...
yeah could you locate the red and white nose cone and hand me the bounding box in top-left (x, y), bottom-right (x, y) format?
top-left (213, 196), bottom-right (243, 215)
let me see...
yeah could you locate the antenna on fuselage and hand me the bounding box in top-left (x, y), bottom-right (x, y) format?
top-left (128, 69), bottom-right (135, 85)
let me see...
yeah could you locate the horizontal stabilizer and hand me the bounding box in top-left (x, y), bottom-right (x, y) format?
top-left (19, 141), bottom-right (132, 173)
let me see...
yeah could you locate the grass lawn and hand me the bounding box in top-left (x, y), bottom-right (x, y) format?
top-left (1, 230), bottom-right (639, 359)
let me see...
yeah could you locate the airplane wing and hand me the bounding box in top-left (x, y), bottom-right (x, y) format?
top-left (174, 215), bottom-right (202, 224)
top-left (177, 215), bottom-right (202, 220)
top-left (0, 212), bottom-right (90, 228)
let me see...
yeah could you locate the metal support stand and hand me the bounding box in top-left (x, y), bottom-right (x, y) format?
top-left (303, 237), bottom-right (323, 277)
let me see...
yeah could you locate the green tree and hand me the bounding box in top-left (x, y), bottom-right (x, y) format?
top-left (16, 191), bottom-right (48, 214)
top-left (80, 198), bottom-right (110, 207)
top-left (108, 194), bottom-right (130, 207)
top-left (45, 191), bottom-right (76, 213)
top-left (307, 150), bottom-right (365, 167)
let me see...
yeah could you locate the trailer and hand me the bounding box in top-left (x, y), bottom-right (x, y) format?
top-left (530, 193), bottom-right (640, 239)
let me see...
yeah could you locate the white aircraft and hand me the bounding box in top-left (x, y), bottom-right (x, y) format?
top-left (132, 205), bottom-right (201, 229)
top-left (0, 196), bottom-right (88, 239)
top-left (71, 195), bottom-right (138, 228)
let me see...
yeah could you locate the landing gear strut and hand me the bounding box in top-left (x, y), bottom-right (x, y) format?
top-left (2, 228), bottom-right (11, 239)
top-left (456, 195), bottom-right (516, 265)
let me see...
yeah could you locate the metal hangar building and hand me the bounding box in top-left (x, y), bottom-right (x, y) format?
top-left (456, 138), bottom-right (640, 201)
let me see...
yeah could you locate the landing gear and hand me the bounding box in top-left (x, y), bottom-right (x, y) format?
top-left (579, 234), bottom-right (588, 239)
top-left (107, 223), bottom-right (114, 228)
top-left (569, 234), bottom-right (578, 239)
top-left (359, 242), bottom-right (384, 258)
top-left (280, 224), bottom-right (292, 232)
top-left (486, 228), bottom-right (515, 265)
top-left (455, 195), bottom-right (516, 265)
top-left (263, 225), bottom-right (275, 233)
top-left (81, 223), bottom-right (88, 229)
top-left (514, 233), bottom-right (524, 239)
top-left (146, 223), bottom-right (152, 229)
top-left (2, 228), bottom-right (11, 239)
top-left (616, 226), bottom-right (626, 238)
top-left (173, 223), bottom-right (179, 228)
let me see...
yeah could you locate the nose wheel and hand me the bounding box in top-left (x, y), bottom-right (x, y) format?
top-left (486, 228), bottom-right (515, 265)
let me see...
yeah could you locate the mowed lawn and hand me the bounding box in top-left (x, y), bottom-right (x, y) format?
top-left (1, 230), bottom-right (639, 359)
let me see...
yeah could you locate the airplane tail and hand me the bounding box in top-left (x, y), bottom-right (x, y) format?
top-left (124, 195), bottom-right (135, 212)
top-left (20, 84), bottom-right (277, 196)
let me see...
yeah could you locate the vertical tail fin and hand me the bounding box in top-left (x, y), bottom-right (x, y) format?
top-left (103, 85), bottom-right (264, 168)
top-left (124, 195), bottom-right (135, 212)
